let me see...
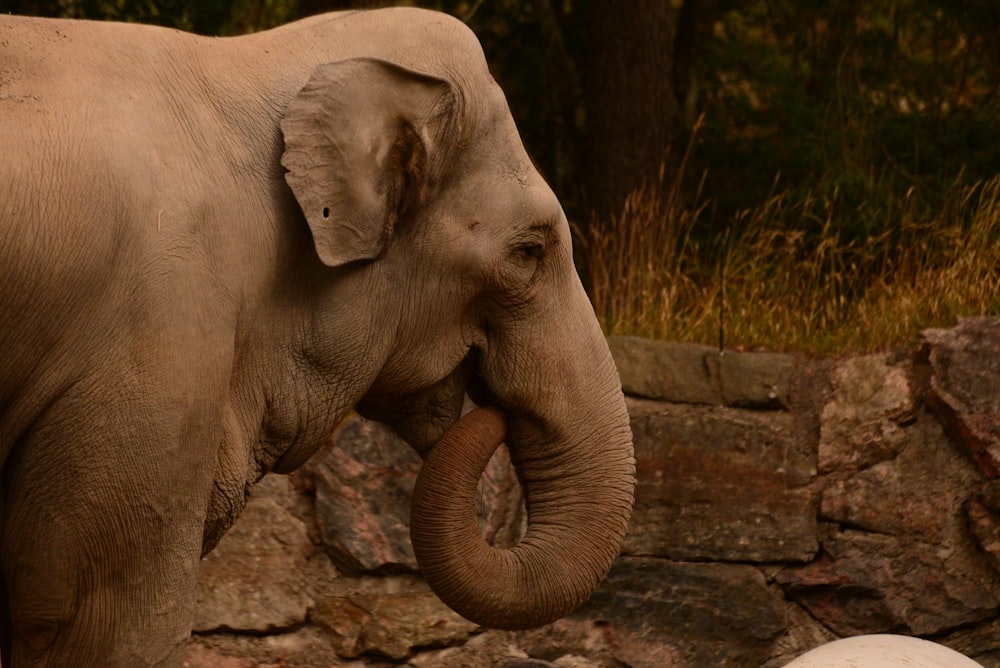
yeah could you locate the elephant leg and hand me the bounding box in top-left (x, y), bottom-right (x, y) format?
top-left (2, 460), bottom-right (207, 667)
top-left (1, 403), bottom-right (216, 668)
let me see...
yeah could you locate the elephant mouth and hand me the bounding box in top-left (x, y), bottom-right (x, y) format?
top-left (411, 352), bottom-right (505, 459)
top-left (464, 347), bottom-right (502, 412)
top-left (356, 352), bottom-right (502, 457)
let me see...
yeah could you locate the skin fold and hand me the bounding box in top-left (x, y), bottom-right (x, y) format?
top-left (0, 8), bottom-right (635, 667)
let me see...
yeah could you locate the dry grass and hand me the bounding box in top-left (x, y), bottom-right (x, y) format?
top-left (580, 175), bottom-right (1000, 355)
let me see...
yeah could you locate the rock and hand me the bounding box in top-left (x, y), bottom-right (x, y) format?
top-left (405, 630), bottom-right (535, 668)
top-left (818, 355), bottom-right (914, 473)
top-left (520, 557), bottom-right (786, 668)
top-left (624, 397), bottom-right (818, 562)
top-left (820, 415), bottom-right (975, 544)
top-left (182, 643), bottom-right (262, 668)
top-left (194, 476), bottom-right (336, 633)
top-left (186, 626), bottom-right (358, 668)
top-left (609, 336), bottom-right (795, 408)
top-left (314, 416), bottom-right (526, 575)
top-left (923, 317), bottom-right (1000, 477)
top-left (310, 577), bottom-right (477, 659)
top-left (550, 656), bottom-right (606, 668)
top-left (777, 531), bottom-right (999, 636)
top-left (966, 480), bottom-right (1000, 571)
top-left (938, 617), bottom-right (1000, 667)
top-left (182, 324), bottom-right (1000, 667)
top-left (405, 631), bottom-right (514, 667)
top-left (504, 659), bottom-right (605, 668)
top-left (609, 337), bottom-right (720, 404)
top-left (314, 418), bottom-right (422, 574)
top-left (760, 601), bottom-right (838, 668)
top-left (705, 349), bottom-right (796, 409)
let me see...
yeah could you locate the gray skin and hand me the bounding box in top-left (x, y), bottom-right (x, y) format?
top-left (0, 7), bottom-right (635, 668)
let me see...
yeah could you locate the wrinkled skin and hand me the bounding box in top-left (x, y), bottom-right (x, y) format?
top-left (0, 8), bottom-right (635, 667)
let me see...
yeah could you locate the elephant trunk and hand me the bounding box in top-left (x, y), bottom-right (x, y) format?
top-left (410, 398), bottom-right (635, 629)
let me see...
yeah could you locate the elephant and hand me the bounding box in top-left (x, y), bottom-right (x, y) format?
top-left (0, 6), bottom-right (636, 667)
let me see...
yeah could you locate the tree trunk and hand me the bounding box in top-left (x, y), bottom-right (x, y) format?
top-left (584, 1), bottom-right (675, 223)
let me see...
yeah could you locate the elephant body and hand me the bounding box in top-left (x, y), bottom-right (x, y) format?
top-left (0, 8), bottom-right (634, 668)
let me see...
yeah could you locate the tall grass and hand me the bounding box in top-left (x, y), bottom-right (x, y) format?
top-left (580, 175), bottom-right (1000, 355)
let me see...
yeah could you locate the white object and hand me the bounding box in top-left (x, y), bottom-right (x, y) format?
top-left (784, 634), bottom-right (983, 667)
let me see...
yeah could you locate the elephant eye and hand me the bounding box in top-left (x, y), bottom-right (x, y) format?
top-left (504, 225), bottom-right (552, 283)
top-left (519, 243), bottom-right (544, 259)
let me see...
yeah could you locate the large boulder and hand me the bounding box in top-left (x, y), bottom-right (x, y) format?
top-left (310, 577), bottom-right (477, 660)
top-left (924, 317), bottom-right (1000, 477)
top-left (194, 475), bottom-right (336, 634)
top-left (819, 409), bottom-right (978, 544)
top-left (817, 355), bottom-right (914, 474)
top-left (777, 531), bottom-right (998, 637)
top-left (313, 418), bottom-right (421, 574)
top-left (967, 480), bottom-right (1000, 572)
top-left (313, 416), bottom-right (525, 575)
top-left (609, 336), bottom-right (795, 408)
top-left (517, 557), bottom-right (787, 668)
top-left (624, 397), bottom-right (818, 562)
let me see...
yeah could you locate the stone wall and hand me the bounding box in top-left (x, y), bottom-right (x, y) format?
top-left (185, 317), bottom-right (1000, 667)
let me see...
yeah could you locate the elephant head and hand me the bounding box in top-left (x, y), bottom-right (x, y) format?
top-left (279, 42), bottom-right (634, 629)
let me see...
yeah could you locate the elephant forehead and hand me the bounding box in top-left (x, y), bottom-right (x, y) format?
top-left (438, 167), bottom-right (559, 233)
top-left (452, 107), bottom-right (544, 190)
top-left (340, 8), bottom-right (495, 92)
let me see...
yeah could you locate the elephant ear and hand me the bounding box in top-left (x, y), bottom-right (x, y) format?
top-left (281, 58), bottom-right (456, 267)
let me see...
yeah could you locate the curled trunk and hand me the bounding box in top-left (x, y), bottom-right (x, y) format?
top-left (410, 406), bottom-right (635, 629)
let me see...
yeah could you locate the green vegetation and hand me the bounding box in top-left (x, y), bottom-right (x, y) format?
top-left (582, 168), bottom-right (1000, 355)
